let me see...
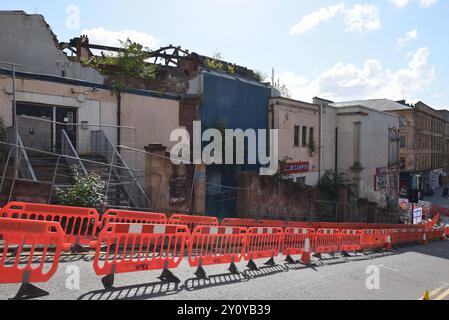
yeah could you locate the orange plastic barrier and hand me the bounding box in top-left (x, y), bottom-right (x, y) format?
top-left (339, 229), bottom-right (362, 252)
top-left (426, 214), bottom-right (441, 230)
top-left (390, 228), bottom-right (417, 245)
top-left (257, 220), bottom-right (286, 228)
top-left (283, 227), bottom-right (315, 264)
top-left (188, 226), bottom-right (247, 278)
top-left (244, 227), bottom-right (283, 266)
top-left (361, 229), bottom-right (386, 250)
top-left (320, 222), bottom-right (340, 229)
top-left (1, 202), bottom-right (98, 248)
top-left (286, 221), bottom-right (312, 228)
top-left (100, 209), bottom-right (167, 229)
top-left (0, 218), bottom-right (65, 299)
top-left (221, 218), bottom-right (257, 228)
top-left (315, 229), bottom-right (340, 254)
top-left (93, 223), bottom-right (190, 287)
top-left (433, 206), bottom-right (449, 217)
top-left (168, 214), bottom-right (218, 232)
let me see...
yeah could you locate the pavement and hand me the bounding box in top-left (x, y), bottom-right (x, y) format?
top-left (1, 239), bottom-right (449, 300)
top-left (423, 187), bottom-right (449, 209)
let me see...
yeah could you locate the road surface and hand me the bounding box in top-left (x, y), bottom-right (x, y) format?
top-left (1, 239), bottom-right (449, 300)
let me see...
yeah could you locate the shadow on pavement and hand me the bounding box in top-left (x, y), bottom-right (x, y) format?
top-left (284, 261), bottom-right (320, 272)
top-left (243, 264), bottom-right (288, 279)
top-left (184, 272), bottom-right (250, 292)
top-left (400, 240), bottom-right (449, 260)
top-left (77, 281), bottom-right (182, 300)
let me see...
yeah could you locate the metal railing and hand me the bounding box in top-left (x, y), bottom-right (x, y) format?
top-left (0, 140), bottom-right (150, 207)
top-left (91, 130), bottom-right (150, 209)
top-left (6, 128), bottom-right (37, 182)
top-left (61, 129), bottom-right (88, 176)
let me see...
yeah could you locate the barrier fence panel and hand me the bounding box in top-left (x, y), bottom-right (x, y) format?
top-left (100, 209), bottom-right (167, 230)
top-left (244, 227), bottom-right (283, 270)
top-left (315, 229), bottom-right (340, 256)
top-left (168, 214), bottom-right (219, 232)
top-left (339, 230), bottom-right (362, 253)
top-left (319, 223), bottom-right (340, 229)
top-left (282, 228), bottom-right (315, 265)
top-left (257, 220), bottom-right (286, 228)
top-left (361, 229), bottom-right (385, 250)
top-left (0, 218), bottom-right (64, 299)
top-left (0, 202), bottom-right (99, 249)
top-left (221, 218), bottom-right (257, 228)
top-left (188, 226), bottom-right (247, 279)
top-left (93, 223), bottom-right (190, 288)
top-left (286, 222), bottom-right (311, 228)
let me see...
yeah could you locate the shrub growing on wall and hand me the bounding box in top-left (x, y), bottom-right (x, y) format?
top-left (55, 166), bottom-right (107, 210)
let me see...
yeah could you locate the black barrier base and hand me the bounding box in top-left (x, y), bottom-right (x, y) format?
top-left (341, 251), bottom-right (352, 258)
top-left (158, 268), bottom-right (181, 283)
top-left (72, 244), bottom-right (90, 254)
top-left (102, 274), bottom-right (115, 289)
top-left (9, 282), bottom-right (50, 300)
top-left (313, 253), bottom-right (322, 260)
top-left (285, 255), bottom-right (297, 264)
top-left (247, 259), bottom-right (259, 271)
top-left (194, 265), bottom-right (209, 280)
top-left (10, 246), bottom-right (19, 257)
top-left (264, 257), bottom-right (276, 267)
top-left (228, 262), bottom-right (240, 275)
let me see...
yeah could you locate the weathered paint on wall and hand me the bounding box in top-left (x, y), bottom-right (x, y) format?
top-left (0, 11), bottom-right (103, 83)
top-left (196, 71), bottom-right (272, 218)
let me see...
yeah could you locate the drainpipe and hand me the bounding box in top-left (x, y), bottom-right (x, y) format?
top-left (335, 127), bottom-right (339, 172)
top-left (318, 104), bottom-right (322, 183)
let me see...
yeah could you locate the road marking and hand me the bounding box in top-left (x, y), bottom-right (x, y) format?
top-left (435, 288), bottom-right (449, 301)
top-left (429, 285), bottom-right (447, 298)
top-left (378, 264), bottom-right (400, 272)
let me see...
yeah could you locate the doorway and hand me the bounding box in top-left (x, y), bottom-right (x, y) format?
top-left (16, 103), bottom-right (77, 153)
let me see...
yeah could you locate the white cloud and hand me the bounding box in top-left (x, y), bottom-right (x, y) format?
top-left (390, 0), bottom-right (437, 7)
top-left (397, 29), bottom-right (418, 47)
top-left (276, 47), bottom-right (435, 103)
top-left (390, 0), bottom-right (412, 7)
top-left (290, 3), bottom-right (380, 35)
top-left (290, 4), bottom-right (345, 35)
top-left (343, 4), bottom-right (381, 32)
top-left (80, 27), bottom-right (161, 49)
top-left (420, 0), bottom-right (438, 7)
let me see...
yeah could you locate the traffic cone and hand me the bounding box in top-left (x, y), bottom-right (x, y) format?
top-left (423, 291), bottom-right (430, 301)
top-left (385, 235), bottom-right (392, 251)
top-left (301, 237), bottom-right (311, 265)
top-left (421, 233), bottom-right (428, 246)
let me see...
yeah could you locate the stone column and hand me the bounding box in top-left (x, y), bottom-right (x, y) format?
top-left (193, 164), bottom-right (206, 216)
top-left (144, 144), bottom-right (172, 210)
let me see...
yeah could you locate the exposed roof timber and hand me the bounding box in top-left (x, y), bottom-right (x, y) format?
top-left (60, 38), bottom-right (192, 67)
top-left (61, 36), bottom-right (257, 79)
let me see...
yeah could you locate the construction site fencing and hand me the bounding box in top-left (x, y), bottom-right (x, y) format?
top-left (0, 218), bottom-right (65, 299)
top-left (93, 223), bottom-right (190, 287)
top-left (0, 201), bottom-right (447, 298)
top-left (0, 202), bottom-right (98, 249)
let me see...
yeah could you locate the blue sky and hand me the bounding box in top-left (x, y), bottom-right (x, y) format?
top-left (2, 0), bottom-right (448, 109)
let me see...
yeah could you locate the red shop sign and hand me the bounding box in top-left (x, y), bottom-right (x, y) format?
top-left (286, 162), bottom-right (310, 174)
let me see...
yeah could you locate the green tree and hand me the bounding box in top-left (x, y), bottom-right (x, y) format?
top-left (86, 38), bottom-right (157, 93)
top-left (253, 70), bottom-right (267, 82)
top-left (318, 170), bottom-right (352, 201)
top-left (275, 82), bottom-right (292, 99)
top-left (55, 166), bottom-right (107, 210)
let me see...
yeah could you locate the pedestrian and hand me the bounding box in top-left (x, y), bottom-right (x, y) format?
top-left (443, 187), bottom-right (449, 199)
